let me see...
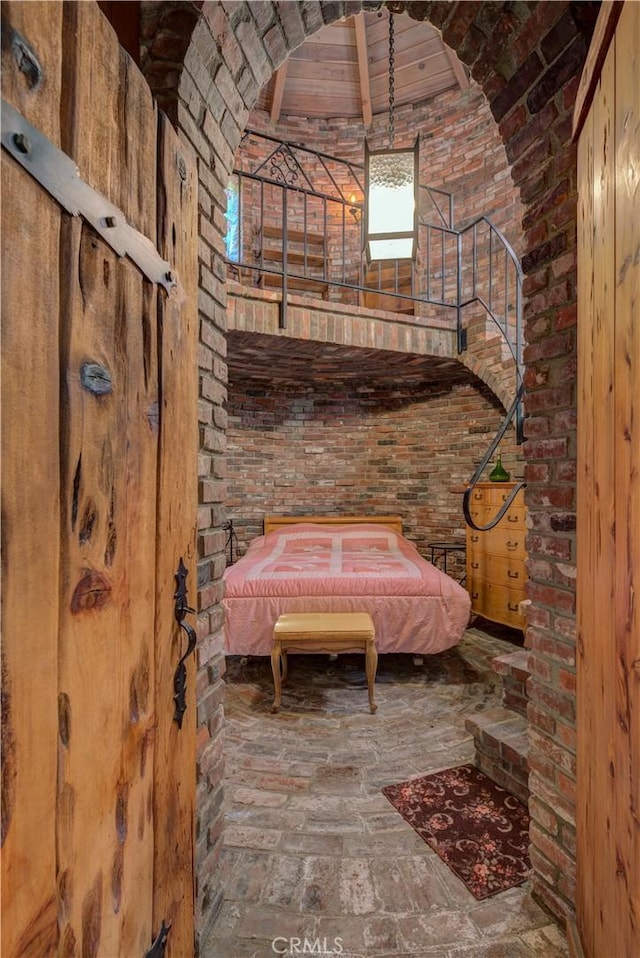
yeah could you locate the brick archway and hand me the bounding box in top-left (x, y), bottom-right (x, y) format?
top-left (137, 0), bottom-right (598, 941)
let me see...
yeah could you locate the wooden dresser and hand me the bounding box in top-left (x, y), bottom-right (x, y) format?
top-left (466, 482), bottom-right (527, 630)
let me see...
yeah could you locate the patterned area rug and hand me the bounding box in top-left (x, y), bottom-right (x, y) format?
top-left (382, 763), bottom-right (530, 900)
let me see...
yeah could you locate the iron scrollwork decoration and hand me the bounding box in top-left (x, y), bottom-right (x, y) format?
top-left (268, 144), bottom-right (302, 186)
top-left (173, 557), bottom-right (196, 729)
top-left (144, 921), bottom-right (171, 958)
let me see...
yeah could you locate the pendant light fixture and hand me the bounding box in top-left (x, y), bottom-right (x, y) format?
top-left (364, 12), bottom-right (419, 262)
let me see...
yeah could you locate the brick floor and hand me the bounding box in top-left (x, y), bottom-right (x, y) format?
top-left (200, 627), bottom-right (568, 958)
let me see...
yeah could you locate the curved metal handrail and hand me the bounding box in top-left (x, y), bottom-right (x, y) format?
top-left (230, 133), bottom-right (529, 537)
top-left (462, 382), bottom-right (526, 531)
top-left (460, 214), bottom-right (523, 280)
top-left (456, 215), bottom-right (524, 367)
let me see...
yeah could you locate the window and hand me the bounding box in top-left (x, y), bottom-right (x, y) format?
top-left (225, 175), bottom-right (240, 262)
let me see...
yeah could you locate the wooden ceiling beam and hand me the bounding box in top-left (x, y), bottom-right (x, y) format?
top-left (353, 14), bottom-right (372, 128)
top-left (270, 62), bottom-right (288, 124)
top-left (445, 45), bottom-right (470, 90)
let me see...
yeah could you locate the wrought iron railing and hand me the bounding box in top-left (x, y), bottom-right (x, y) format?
top-left (225, 130), bottom-right (526, 490)
top-left (462, 382), bottom-right (526, 530)
top-left (226, 129), bottom-right (456, 321)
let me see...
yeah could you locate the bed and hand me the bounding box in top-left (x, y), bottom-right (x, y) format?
top-left (222, 515), bottom-right (471, 657)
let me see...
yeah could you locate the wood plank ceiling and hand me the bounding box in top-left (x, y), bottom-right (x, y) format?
top-left (257, 10), bottom-right (469, 125)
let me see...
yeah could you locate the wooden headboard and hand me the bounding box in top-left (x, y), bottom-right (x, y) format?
top-left (263, 515), bottom-right (403, 535)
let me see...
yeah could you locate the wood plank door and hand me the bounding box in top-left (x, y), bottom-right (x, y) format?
top-left (575, 2), bottom-right (639, 956)
top-left (1, 3), bottom-right (198, 956)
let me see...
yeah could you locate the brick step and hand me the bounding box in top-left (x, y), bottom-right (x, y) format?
top-left (491, 649), bottom-right (530, 717)
top-left (465, 706), bottom-right (529, 804)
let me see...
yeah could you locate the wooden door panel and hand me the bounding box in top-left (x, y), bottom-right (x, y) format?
top-left (60, 2), bottom-right (157, 237)
top-left (612, 5), bottom-right (640, 955)
top-left (576, 3), bottom-right (640, 955)
top-left (153, 113), bottom-right (199, 958)
top-left (56, 5), bottom-right (160, 955)
top-left (1, 4), bottom-right (63, 956)
top-left (57, 229), bottom-right (159, 956)
top-left (582, 45), bottom-right (617, 955)
top-left (1, 2), bottom-right (197, 955)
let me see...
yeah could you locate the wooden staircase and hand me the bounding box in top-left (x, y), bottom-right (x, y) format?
top-left (360, 259), bottom-right (414, 315)
top-left (255, 225), bottom-right (329, 298)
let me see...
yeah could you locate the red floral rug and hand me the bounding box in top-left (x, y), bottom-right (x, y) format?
top-left (382, 764), bottom-right (530, 899)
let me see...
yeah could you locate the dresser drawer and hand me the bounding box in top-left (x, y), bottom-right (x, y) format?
top-left (467, 553), bottom-right (525, 586)
top-left (465, 481), bottom-right (527, 630)
top-left (467, 575), bottom-right (526, 629)
top-left (468, 526), bottom-right (526, 559)
top-left (467, 504), bottom-right (526, 531)
top-left (468, 483), bottom-right (525, 509)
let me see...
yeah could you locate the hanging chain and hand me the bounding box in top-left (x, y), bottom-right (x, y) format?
top-left (388, 13), bottom-right (395, 148)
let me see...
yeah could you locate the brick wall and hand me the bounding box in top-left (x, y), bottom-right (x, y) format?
top-left (138, 0), bottom-right (600, 942)
top-left (227, 279), bottom-right (519, 414)
top-left (241, 87), bottom-right (525, 332)
top-left (247, 82), bottom-right (523, 242)
top-left (236, 83), bottom-right (525, 413)
top-left (226, 374), bottom-right (521, 583)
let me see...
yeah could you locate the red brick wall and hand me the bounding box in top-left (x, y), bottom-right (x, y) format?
top-left (226, 374), bottom-right (522, 582)
top-left (242, 87), bottom-right (525, 317)
top-left (247, 82), bottom-right (523, 243)
top-left (139, 0), bottom-right (600, 940)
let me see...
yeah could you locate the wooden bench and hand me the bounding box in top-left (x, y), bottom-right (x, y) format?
top-left (271, 612), bottom-right (377, 714)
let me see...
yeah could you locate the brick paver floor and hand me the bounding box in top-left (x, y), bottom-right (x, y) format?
top-left (201, 625), bottom-right (568, 958)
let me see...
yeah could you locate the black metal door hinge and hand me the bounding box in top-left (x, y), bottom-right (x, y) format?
top-left (173, 558), bottom-right (196, 728)
top-left (144, 921), bottom-right (171, 958)
top-left (1, 100), bottom-right (178, 294)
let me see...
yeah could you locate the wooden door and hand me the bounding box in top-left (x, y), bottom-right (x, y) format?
top-left (1, 3), bottom-right (198, 956)
top-left (574, 2), bottom-right (639, 956)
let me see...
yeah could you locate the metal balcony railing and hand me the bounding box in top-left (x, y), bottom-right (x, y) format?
top-left (225, 129), bottom-right (525, 464)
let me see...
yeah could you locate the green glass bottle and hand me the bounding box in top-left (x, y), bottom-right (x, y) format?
top-left (489, 454), bottom-right (510, 482)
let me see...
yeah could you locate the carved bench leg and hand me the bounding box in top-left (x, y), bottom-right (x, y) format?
top-left (271, 640), bottom-right (283, 712)
top-left (365, 638), bottom-right (378, 714)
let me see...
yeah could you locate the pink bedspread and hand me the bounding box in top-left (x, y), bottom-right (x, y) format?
top-left (223, 523), bottom-right (471, 656)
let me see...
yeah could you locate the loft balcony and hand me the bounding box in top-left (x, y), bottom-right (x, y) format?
top-left (226, 129), bottom-right (522, 380)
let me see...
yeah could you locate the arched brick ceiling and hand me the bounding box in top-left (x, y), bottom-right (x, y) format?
top-left (138, 0), bottom-right (600, 134)
top-left (227, 331), bottom-right (478, 387)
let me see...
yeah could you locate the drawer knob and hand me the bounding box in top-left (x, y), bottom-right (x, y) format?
top-left (507, 515), bottom-right (518, 523)
top-left (471, 561), bottom-right (479, 569)
top-left (506, 541), bottom-right (518, 551)
top-left (471, 535), bottom-right (479, 543)
top-left (508, 601), bottom-right (519, 612)
top-left (507, 570), bottom-right (520, 579)
top-left (472, 591), bottom-right (479, 600)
